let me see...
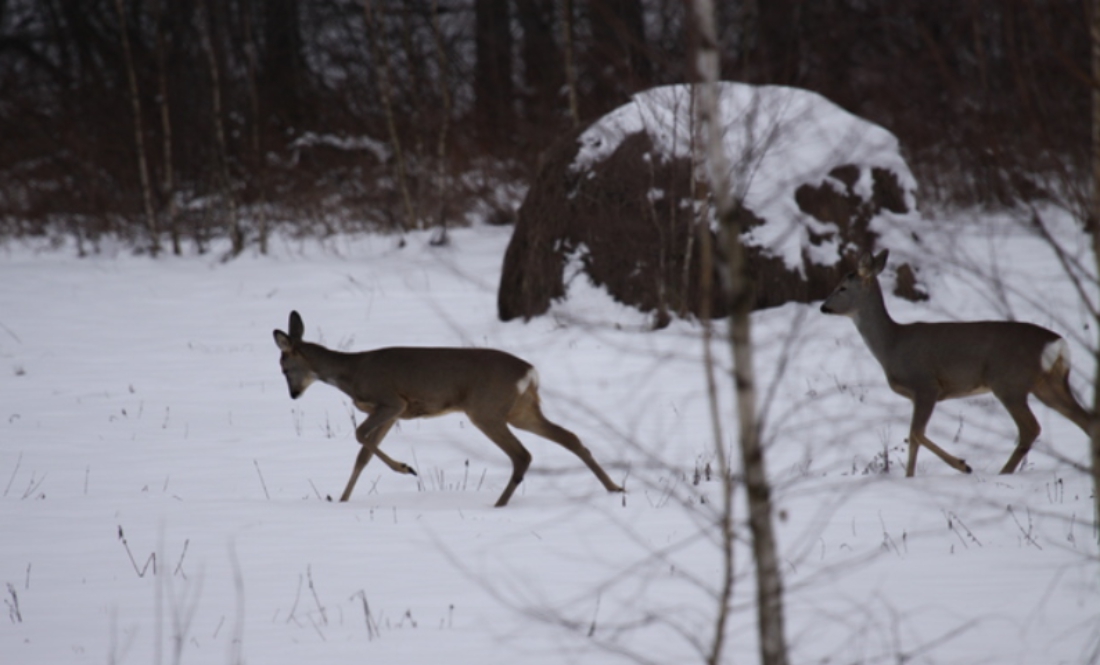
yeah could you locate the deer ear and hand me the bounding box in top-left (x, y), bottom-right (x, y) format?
top-left (872, 250), bottom-right (889, 274)
top-left (857, 252), bottom-right (875, 277)
top-left (288, 311), bottom-right (304, 341)
top-left (858, 250), bottom-right (888, 278)
top-left (274, 329), bottom-right (294, 352)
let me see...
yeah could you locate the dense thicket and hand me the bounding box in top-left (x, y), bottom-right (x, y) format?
top-left (0, 0), bottom-right (1087, 254)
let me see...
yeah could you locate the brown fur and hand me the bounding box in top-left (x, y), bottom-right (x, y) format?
top-left (274, 311), bottom-right (623, 507)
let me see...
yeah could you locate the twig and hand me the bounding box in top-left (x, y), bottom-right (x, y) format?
top-left (174, 539), bottom-right (190, 579)
top-left (5, 583), bottom-right (21, 623)
top-left (352, 590), bottom-right (381, 640)
top-left (118, 526), bottom-right (156, 578)
top-left (1007, 505), bottom-right (1043, 550)
top-left (879, 512), bottom-right (903, 556)
top-left (0, 320), bottom-right (20, 344)
top-left (307, 565), bottom-right (327, 625)
top-left (228, 541), bottom-right (245, 665)
top-left (307, 613), bottom-right (327, 641)
top-left (21, 472), bottom-right (46, 500)
top-left (587, 593), bottom-right (601, 637)
top-left (285, 573), bottom-right (303, 625)
top-left (944, 510), bottom-right (982, 548)
top-left (3, 452), bottom-right (21, 497)
top-left (254, 459), bottom-right (270, 500)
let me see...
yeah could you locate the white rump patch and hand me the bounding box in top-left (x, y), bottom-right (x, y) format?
top-left (516, 368), bottom-right (539, 395)
top-left (1041, 338), bottom-right (1068, 372)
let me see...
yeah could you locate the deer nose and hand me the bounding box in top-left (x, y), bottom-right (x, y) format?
top-left (820, 303), bottom-right (831, 313)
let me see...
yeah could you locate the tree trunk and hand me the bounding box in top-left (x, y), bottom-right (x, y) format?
top-left (1089, 0), bottom-right (1100, 542)
top-left (365, 0), bottom-right (416, 232)
top-left (262, 0), bottom-right (305, 129)
top-left (516, 0), bottom-right (561, 131)
top-left (430, 0), bottom-right (452, 242)
top-left (692, 1), bottom-right (790, 663)
top-left (560, 0), bottom-right (580, 128)
top-left (197, 0), bottom-right (242, 256)
top-left (242, 2), bottom-right (268, 255)
top-left (154, 0), bottom-right (179, 255)
top-left (114, 0), bottom-right (160, 256)
top-left (474, 0), bottom-right (514, 145)
top-left (589, 0), bottom-right (650, 106)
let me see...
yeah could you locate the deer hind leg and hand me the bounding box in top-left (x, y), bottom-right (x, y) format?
top-left (467, 415), bottom-right (533, 508)
top-left (907, 394), bottom-right (973, 476)
top-left (995, 390), bottom-right (1041, 475)
top-left (508, 394), bottom-right (623, 494)
top-left (1032, 364), bottom-right (1095, 436)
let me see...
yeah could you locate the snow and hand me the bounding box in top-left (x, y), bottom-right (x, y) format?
top-left (571, 83), bottom-right (921, 271)
top-left (1, 207), bottom-right (1098, 664)
top-left (290, 131), bottom-right (390, 163)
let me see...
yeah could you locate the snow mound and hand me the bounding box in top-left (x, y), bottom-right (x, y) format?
top-left (571, 83), bottom-right (919, 270)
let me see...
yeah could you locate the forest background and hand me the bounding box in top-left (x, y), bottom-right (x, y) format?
top-left (0, 1), bottom-right (1086, 254)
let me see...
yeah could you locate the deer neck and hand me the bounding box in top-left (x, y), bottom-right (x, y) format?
top-left (851, 281), bottom-right (899, 368)
top-left (301, 342), bottom-right (361, 396)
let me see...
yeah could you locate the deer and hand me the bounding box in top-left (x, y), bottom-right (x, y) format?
top-left (272, 311), bottom-right (624, 507)
top-left (820, 250), bottom-right (1094, 477)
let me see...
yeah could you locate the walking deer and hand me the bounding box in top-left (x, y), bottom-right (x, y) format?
top-left (272, 311), bottom-right (624, 507)
top-left (821, 251), bottom-right (1093, 476)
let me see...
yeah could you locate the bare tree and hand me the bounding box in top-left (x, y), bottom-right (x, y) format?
top-left (516, 0), bottom-right (562, 132)
top-left (114, 0), bottom-right (160, 256)
top-left (1088, 0), bottom-right (1100, 538)
top-left (561, 0), bottom-right (580, 128)
top-left (588, 0), bottom-right (651, 105)
top-left (1019, 0), bottom-right (1100, 543)
top-left (153, 0), bottom-right (180, 255)
top-left (429, 0), bottom-right (453, 243)
top-left (241, 3), bottom-right (268, 255)
top-left (365, 0), bottom-right (416, 233)
top-left (691, 1), bottom-right (789, 663)
top-left (196, 0), bottom-right (242, 256)
top-left (475, 0), bottom-right (514, 144)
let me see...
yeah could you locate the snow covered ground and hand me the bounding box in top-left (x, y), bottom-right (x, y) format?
top-left (1, 213), bottom-right (1098, 664)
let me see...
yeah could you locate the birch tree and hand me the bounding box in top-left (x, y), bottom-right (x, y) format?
top-left (691, 0), bottom-right (789, 663)
top-left (1089, 0), bottom-right (1100, 539)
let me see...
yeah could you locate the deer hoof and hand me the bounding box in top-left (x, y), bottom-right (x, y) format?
top-left (403, 464), bottom-right (418, 476)
top-left (960, 461), bottom-right (973, 474)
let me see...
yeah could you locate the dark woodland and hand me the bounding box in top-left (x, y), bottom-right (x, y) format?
top-left (0, 1), bottom-right (1087, 255)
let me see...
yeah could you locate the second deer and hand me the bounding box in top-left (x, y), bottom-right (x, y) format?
top-left (273, 311), bottom-right (624, 507)
top-left (821, 251), bottom-right (1093, 476)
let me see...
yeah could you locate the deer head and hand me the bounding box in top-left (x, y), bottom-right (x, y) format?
top-left (273, 310), bottom-right (316, 399)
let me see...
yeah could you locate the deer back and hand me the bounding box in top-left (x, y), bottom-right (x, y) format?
top-left (886, 320), bottom-right (1062, 400)
top-left (341, 347), bottom-right (536, 417)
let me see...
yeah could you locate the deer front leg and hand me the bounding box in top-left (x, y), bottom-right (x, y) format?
top-left (356, 420), bottom-right (416, 476)
top-left (339, 403), bottom-right (411, 502)
top-left (907, 395), bottom-right (973, 476)
top-left (340, 444), bottom-right (379, 502)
